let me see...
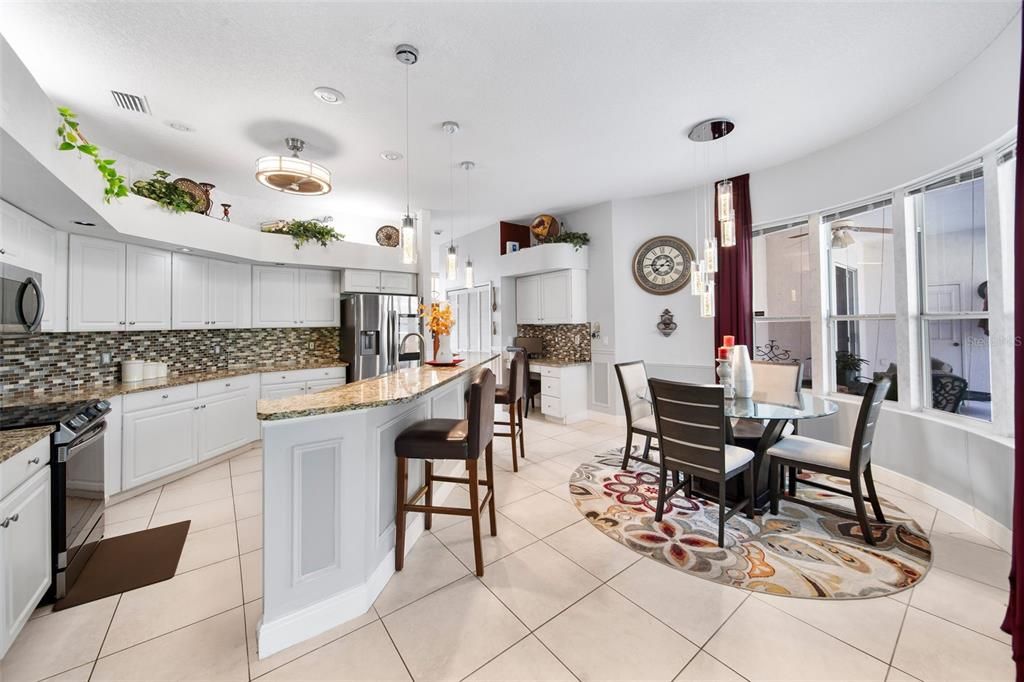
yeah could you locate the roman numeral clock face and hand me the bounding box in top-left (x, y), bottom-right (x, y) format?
top-left (631, 236), bottom-right (696, 295)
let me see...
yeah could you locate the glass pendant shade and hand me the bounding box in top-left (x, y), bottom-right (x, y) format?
top-left (690, 261), bottom-right (704, 296)
top-left (401, 215), bottom-right (416, 264)
top-left (446, 244), bottom-right (458, 280)
top-left (704, 237), bottom-right (718, 274)
top-left (720, 217), bottom-right (736, 248)
top-left (464, 259), bottom-right (474, 288)
top-left (700, 280), bottom-right (716, 318)
top-left (716, 179), bottom-right (734, 221)
top-left (255, 153), bottom-right (331, 196)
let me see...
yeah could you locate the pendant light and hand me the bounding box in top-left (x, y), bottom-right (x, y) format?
top-left (461, 160), bottom-right (476, 288)
top-left (396, 44), bottom-right (419, 264)
top-left (443, 121), bottom-right (460, 280)
top-left (255, 138), bottom-right (331, 195)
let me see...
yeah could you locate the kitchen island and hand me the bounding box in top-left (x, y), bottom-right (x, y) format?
top-left (255, 352), bottom-right (501, 658)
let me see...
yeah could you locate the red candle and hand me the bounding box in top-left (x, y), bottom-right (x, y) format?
top-left (717, 346), bottom-right (730, 360)
top-left (722, 335), bottom-right (735, 348)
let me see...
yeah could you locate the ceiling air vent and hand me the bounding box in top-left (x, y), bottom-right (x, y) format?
top-left (110, 90), bottom-right (150, 114)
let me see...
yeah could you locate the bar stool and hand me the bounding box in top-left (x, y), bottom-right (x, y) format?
top-left (496, 348), bottom-right (528, 471)
top-left (395, 368), bottom-right (497, 576)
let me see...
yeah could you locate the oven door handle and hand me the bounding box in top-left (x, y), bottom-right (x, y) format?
top-left (59, 421), bottom-right (107, 463)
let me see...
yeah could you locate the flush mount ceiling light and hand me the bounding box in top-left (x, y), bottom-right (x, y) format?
top-left (380, 151), bottom-right (403, 161)
top-left (166, 121), bottom-right (194, 132)
top-left (255, 138), bottom-right (332, 196)
top-left (313, 86), bottom-right (345, 104)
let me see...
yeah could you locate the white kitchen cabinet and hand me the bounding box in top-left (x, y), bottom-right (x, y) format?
top-left (198, 388), bottom-right (257, 460)
top-left (514, 269), bottom-right (587, 325)
top-left (125, 244), bottom-right (172, 330)
top-left (259, 367), bottom-right (347, 399)
top-left (173, 254), bottom-right (250, 329)
top-left (104, 396), bottom-right (123, 498)
top-left (536, 363), bottom-right (588, 424)
top-left (69, 234), bottom-right (127, 331)
top-left (254, 266), bottom-right (339, 328)
top-left (342, 269), bottom-right (381, 293)
top-left (122, 400), bottom-right (199, 489)
top-left (1, 202), bottom-right (69, 332)
top-left (380, 271), bottom-right (416, 295)
top-left (305, 377), bottom-right (346, 393)
top-left (0, 467), bottom-right (51, 659)
top-left (0, 200), bottom-right (30, 264)
top-left (261, 383), bottom-right (307, 400)
top-left (301, 269), bottom-right (340, 327)
top-left (253, 266), bottom-right (301, 327)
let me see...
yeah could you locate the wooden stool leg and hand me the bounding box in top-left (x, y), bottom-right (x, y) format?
top-left (509, 403), bottom-right (519, 472)
top-left (424, 460), bottom-right (433, 531)
top-left (395, 457), bottom-right (408, 571)
top-left (517, 399), bottom-right (526, 459)
top-left (467, 459), bottom-right (484, 576)
top-left (485, 441), bottom-right (497, 536)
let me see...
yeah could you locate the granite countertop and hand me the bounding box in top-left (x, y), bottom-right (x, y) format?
top-left (258, 352), bottom-right (500, 421)
top-left (0, 426), bottom-right (55, 463)
top-left (530, 358), bottom-right (591, 368)
top-left (3, 360), bottom-right (350, 409)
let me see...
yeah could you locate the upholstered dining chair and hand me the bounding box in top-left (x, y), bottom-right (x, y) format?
top-left (648, 379), bottom-right (756, 547)
top-left (614, 361), bottom-right (659, 470)
top-left (731, 360), bottom-right (803, 440)
top-left (768, 376), bottom-right (891, 546)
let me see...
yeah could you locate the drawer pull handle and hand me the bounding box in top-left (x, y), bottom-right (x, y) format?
top-left (225, 383), bottom-right (231, 387)
top-left (162, 394), bottom-right (169, 399)
top-left (28, 457), bottom-right (40, 465)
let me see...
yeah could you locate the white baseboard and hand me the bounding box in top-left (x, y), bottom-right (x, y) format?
top-left (256, 480), bottom-right (453, 659)
top-left (873, 464), bottom-right (1012, 551)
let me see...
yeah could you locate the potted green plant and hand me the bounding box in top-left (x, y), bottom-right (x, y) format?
top-left (55, 107), bottom-right (128, 203)
top-left (131, 170), bottom-right (202, 213)
top-left (277, 219), bottom-right (345, 250)
top-left (550, 230), bottom-right (590, 251)
top-left (835, 351), bottom-right (869, 389)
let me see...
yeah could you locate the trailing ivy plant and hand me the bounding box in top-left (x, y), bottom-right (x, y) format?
top-left (550, 230), bottom-right (590, 251)
top-left (283, 219), bottom-right (345, 250)
top-left (56, 107), bottom-right (129, 203)
top-left (131, 170), bottom-right (201, 213)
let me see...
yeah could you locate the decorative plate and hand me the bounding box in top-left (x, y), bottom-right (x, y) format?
top-left (172, 177), bottom-right (210, 215)
top-left (425, 358), bottom-right (465, 367)
top-left (631, 235), bottom-right (696, 295)
top-left (376, 225), bottom-right (400, 247)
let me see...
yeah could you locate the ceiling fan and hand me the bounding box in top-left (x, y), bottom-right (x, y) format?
top-left (787, 219), bottom-right (894, 249)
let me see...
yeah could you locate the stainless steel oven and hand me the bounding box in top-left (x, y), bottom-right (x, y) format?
top-left (52, 405), bottom-right (108, 600)
top-left (0, 263), bottom-right (44, 335)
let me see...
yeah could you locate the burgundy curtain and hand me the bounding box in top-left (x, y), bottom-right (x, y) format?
top-left (1001, 16), bottom-right (1023, 681)
top-left (713, 173), bottom-right (753, 352)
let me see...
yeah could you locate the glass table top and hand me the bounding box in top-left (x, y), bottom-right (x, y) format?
top-left (724, 391), bottom-right (839, 420)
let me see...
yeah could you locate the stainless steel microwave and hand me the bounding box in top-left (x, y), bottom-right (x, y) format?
top-left (0, 263), bottom-right (44, 335)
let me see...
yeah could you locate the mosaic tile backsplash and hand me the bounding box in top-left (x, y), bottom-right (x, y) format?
top-left (1, 327), bottom-right (341, 398)
top-left (516, 324), bottom-right (591, 362)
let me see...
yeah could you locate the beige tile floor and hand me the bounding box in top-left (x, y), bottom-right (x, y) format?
top-left (1, 414), bottom-right (1014, 681)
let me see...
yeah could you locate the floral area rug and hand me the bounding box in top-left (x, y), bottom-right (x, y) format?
top-left (570, 451), bottom-right (932, 599)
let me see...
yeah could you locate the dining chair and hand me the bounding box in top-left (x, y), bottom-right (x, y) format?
top-left (614, 361), bottom-right (659, 470)
top-left (648, 378), bottom-right (756, 547)
top-left (768, 376), bottom-right (891, 545)
top-left (731, 360), bottom-right (803, 440)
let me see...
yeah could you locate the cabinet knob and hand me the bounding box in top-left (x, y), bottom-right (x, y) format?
top-left (193, 405), bottom-right (201, 410)
top-left (1, 513), bottom-right (19, 528)
top-left (201, 404), bottom-right (207, 409)
top-left (0, 248), bottom-right (5, 255)
top-left (162, 394), bottom-right (169, 399)
top-left (129, 321), bottom-right (136, 325)
top-left (225, 383), bottom-right (231, 387)
top-left (28, 457), bottom-right (40, 465)
top-left (119, 321), bottom-right (126, 325)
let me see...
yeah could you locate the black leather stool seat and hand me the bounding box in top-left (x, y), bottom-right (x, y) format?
top-left (494, 385), bottom-right (511, 403)
top-left (395, 419), bottom-right (471, 460)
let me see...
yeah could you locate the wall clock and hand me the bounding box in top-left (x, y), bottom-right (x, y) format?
top-left (631, 235), bottom-right (696, 295)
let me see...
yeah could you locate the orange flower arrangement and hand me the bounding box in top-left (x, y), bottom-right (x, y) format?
top-left (419, 302), bottom-right (454, 337)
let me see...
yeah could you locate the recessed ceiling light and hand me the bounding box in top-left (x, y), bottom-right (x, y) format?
top-left (380, 151), bottom-right (403, 161)
top-left (179, 247), bottom-right (192, 252)
top-left (70, 220), bottom-right (96, 226)
top-left (166, 121), bottom-right (194, 132)
top-left (313, 86), bottom-right (345, 104)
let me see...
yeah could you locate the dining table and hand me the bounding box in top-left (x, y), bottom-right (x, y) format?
top-left (694, 390), bottom-right (839, 511)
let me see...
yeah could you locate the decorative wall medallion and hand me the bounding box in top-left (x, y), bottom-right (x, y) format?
top-left (631, 235), bottom-right (695, 295)
top-left (376, 225), bottom-right (400, 247)
top-left (530, 214), bottom-right (560, 242)
top-left (657, 309), bottom-right (677, 337)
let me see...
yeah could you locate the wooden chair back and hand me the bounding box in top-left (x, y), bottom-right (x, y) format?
top-left (850, 376), bottom-right (891, 473)
top-left (648, 378), bottom-right (728, 476)
top-left (467, 369), bottom-right (496, 459)
top-left (504, 347), bottom-right (527, 401)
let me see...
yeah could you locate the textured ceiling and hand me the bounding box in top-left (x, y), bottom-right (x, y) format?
top-left (0, 2), bottom-right (1018, 242)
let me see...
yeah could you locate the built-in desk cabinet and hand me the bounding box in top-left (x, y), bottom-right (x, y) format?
top-left (0, 438), bottom-right (51, 659)
top-left (515, 269), bottom-right (587, 325)
top-left (537, 364), bottom-right (589, 424)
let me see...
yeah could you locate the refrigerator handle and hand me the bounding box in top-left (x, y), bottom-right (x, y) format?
top-left (388, 308), bottom-right (398, 370)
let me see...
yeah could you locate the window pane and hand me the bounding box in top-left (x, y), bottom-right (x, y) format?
top-left (831, 318), bottom-right (897, 400)
top-left (753, 320), bottom-right (812, 388)
top-left (752, 224), bottom-right (811, 317)
top-left (924, 318), bottom-right (991, 422)
top-left (919, 175), bottom-right (988, 314)
top-left (827, 205), bottom-right (896, 315)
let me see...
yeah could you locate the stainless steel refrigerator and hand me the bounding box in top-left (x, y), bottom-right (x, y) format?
top-left (340, 294), bottom-right (423, 382)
